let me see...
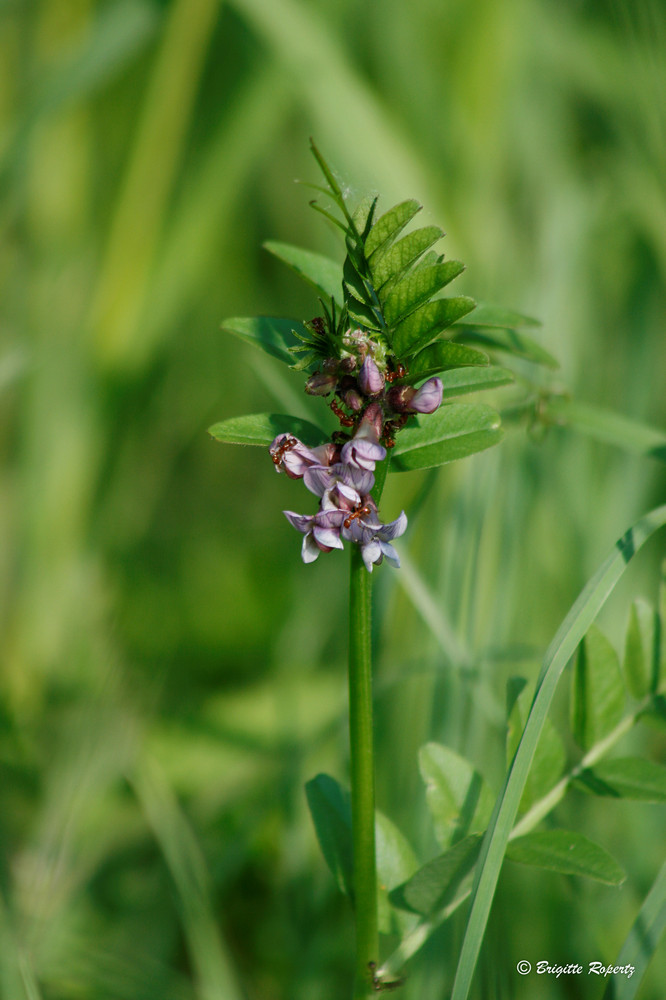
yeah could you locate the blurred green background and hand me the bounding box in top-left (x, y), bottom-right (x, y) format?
top-left (2, 0), bottom-right (666, 997)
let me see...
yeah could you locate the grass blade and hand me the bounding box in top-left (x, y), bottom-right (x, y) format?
top-left (601, 861), bottom-right (666, 1000)
top-left (450, 504), bottom-right (666, 1000)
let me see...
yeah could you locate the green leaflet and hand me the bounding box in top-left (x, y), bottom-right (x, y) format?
top-left (391, 403), bottom-right (502, 472)
top-left (438, 366), bottom-right (514, 398)
top-left (409, 341), bottom-right (490, 377)
top-left (392, 297), bottom-right (477, 357)
top-left (264, 241), bottom-right (342, 304)
top-left (370, 226), bottom-right (444, 290)
top-left (575, 757), bottom-right (666, 801)
top-left (390, 835), bottom-right (482, 917)
top-left (382, 261), bottom-right (466, 327)
top-left (571, 624), bottom-right (626, 752)
top-left (208, 413), bottom-right (328, 447)
top-left (623, 598), bottom-right (659, 698)
top-left (304, 774), bottom-right (419, 935)
top-left (506, 830), bottom-right (625, 885)
top-left (365, 199), bottom-right (422, 261)
top-left (419, 743), bottom-right (494, 851)
top-left (221, 315), bottom-right (306, 366)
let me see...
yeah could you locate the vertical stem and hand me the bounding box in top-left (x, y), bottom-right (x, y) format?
top-left (349, 545), bottom-right (379, 998)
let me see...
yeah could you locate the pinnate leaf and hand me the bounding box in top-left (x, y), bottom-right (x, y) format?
top-left (571, 624), bottom-right (625, 751)
top-left (391, 403), bottom-right (502, 472)
top-left (392, 297), bottom-right (476, 357)
top-left (419, 743), bottom-right (494, 851)
top-left (365, 199), bottom-right (421, 260)
top-left (371, 226), bottom-right (444, 289)
top-left (575, 757), bottom-right (666, 802)
top-left (383, 261), bottom-right (466, 327)
top-left (208, 413), bottom-right (327, 447)
top-left (455, 302), bottom-right (541, 328)
top-left (506, 830), bottom-right (625, 884)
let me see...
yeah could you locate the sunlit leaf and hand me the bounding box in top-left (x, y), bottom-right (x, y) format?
top-left (575, 757), bottom-right (666, 801)
top-left (419, 743), bottom-right (494, 851)
top-left (392, 297), bottom-right (476, 356)
top-left (391, 403), bottom-right (502, 472)
top-left (208, 413), bottom-right (327, 447)
top-left (365, 200), bottom-right (422, 260)
top-left (570, 625), bottom-right (625, 751)
top-left (409, 341), bottom-right (490, 377)
top-left (264, 242), bottom-right (342, 303)
top-left (371, 226), bottom-right (444, 290)
top-left (383, 261), bottom-right (466, 327)
top-left (506, 830), bottom-right (625, 884)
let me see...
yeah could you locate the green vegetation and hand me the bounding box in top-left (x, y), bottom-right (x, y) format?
top-left (2, 1), bottom-right (666, 998)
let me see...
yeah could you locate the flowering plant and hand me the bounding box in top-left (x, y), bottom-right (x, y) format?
top-left (210, 145), bottom-right (666, 999)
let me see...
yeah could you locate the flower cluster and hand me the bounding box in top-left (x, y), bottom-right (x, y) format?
top-left (270, 328), bottom-right (445, 571)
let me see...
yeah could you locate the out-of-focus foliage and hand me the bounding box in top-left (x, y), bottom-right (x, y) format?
top-left (1, 0), bottom-right (666, 998)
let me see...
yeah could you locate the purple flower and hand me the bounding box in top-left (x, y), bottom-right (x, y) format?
top-left (283, 501), bottom-right (346, 563)
top-left (388, 377), bottom-right (443, 415)
top-left (341, 499), bottom-right (408, 572)
top-left (341, 403), bottom-right (386, 471)
top-left (303, 461), bottom-right (375, 502)
top-left (358, 357), bottom-right (385, 396)
top-left (270, 434), bottom-right (338, 479)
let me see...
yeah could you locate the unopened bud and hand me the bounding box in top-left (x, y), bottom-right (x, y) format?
top-left (305, 372), bottom-right (338, 396)
top-left (358, 357), bottom-right (385, 396)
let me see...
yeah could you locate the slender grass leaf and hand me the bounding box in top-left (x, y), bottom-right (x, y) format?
top-left (221, 316), bottom-right (306, 366)
top-left (371, 226), bottom-right (444, 290)
top-left (507, 686), bottom-right (566, 813)
top-left (208, 413), bottom-right (327, 447)
top-left (450, 504), bottom-right (666, 1000)
top-left (419, 743), bottom-right (495, 851)
top-left (624, 599), bottom-right (659, 697)
top-left (575, 758), bottom-right (666, 802)
top-left (571, 625), bottom-right (626, 751)
top-left (543, 398), bottom-right (666, 463)
top-left (392, 297), bottom-right (477, 357)
top-left (452, 327), bottom-right (559, 368)
top-left (391, 836), bottom-right (482, 916)
top-left (383, 262), bottom-right (466, 327)
top-left (391, 403), bottom-right (502, 472)
top-left (455, 303), bottom-right (541, 328)
top-left (305, 774), bottom-right (354, 897)
top-left (365, 200), bottom-right (422, 260)
top-left (264, 242), bottom-right (342, 303)
top-left (506, 830), bottom-right (625, 885)
top-left (309, 139), bottom-right (353, 224)
top-left (409, 341), bottom-right (490, 378)
top-left (601, 860), bottom-right (666, 1000)
top-left (660, 563), bottom-right (666, 681)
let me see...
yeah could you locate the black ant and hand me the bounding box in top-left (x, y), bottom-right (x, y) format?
top-left (368, 962), bottom-right (405, 992)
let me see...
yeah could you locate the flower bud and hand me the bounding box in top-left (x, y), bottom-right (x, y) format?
top-left (305, 372), bottom-right (338, 396)
top-left (358, 357), bottom-right (385, 396)
top-left (387, 377), bottom-right (443, 414)
top-left (343, 388), bottom-right (364, 412)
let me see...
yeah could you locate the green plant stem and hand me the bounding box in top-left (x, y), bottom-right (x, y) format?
top-left (349, 544), bottom-right (379, 998)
